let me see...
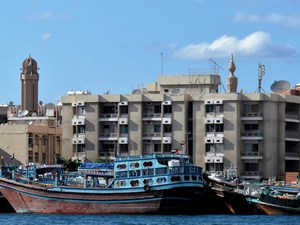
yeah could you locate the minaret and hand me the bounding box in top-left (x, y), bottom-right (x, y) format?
top-left (226, 54), bottom-right (238, 93)
top-left (20, 55), bottom-right (39, 115)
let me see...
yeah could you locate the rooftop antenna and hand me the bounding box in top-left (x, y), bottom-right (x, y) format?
top-left (160, 52), bottom-right (164, 75)
top-left (209, 58), bottom-right (226, 93)
top-left (256, 63), bottom-right (266, 93)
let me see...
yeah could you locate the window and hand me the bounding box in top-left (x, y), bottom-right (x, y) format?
top-left (243, 103), bottom-right (258, 113)
top-left (244, 143), bottom-right (258, 152)
top-left (164, 124), bottom-right (172, 133)
top-left (244, 124), bottom-right (259, 131)
top-left (154, 105), bottom-right (161, 114)
top-left (154, 124), bottom-right (161, 132)
top-left (120, 125), bottom-right (128, 134)
top-left (120, 106), bottom-right (128, 114)
top-left (163, 105), bottom-right (172, 114)
top-left (245, 163), bottom-right (258, 171)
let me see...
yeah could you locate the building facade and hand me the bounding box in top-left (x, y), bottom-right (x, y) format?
top-left (60, 68), bottom-right (300, 180)
top-left (0, 56), bottom-right (62, 166)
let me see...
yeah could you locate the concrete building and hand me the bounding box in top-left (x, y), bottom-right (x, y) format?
top-left (60, 56), bottom-right (300, 180)
top-left (0, 56), bottom-right (62, 166)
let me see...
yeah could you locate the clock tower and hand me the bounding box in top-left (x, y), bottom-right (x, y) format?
top-left (20, 55), bottom-right (39, 115)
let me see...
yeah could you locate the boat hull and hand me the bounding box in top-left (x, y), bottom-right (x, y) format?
top-left (252, 202), bottom-right (300, 215)
top-left (251, 193), bottom-right (300, 215)
top-left (0, 178), bottom-right (203, 214)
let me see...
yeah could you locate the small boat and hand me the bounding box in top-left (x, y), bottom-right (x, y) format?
top-left (0, 154), bottom-right (204, 214)
top-left (249, 186), bottom-right (300, 215)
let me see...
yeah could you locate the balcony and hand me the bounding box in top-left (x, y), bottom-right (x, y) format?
top-left (241, 171), bottom-right (261, 179)
top-left (241, 152), bottom-right (263, 160)
top-left (99, 133), bottom-right (118, 141)
top-left (241, 112), bottom-right (263, 121)
top-left (241, 130), bottom-right (263, 140)
top-left (142, 133), bottom-right (161, 141)
top-left (99, 114), bottom-right (118, 122)
top-left (285, 113), bottom-right (300, 123)
top-left (285, 152), bottom-right (300, 160)
top-left (285, 131), bottom-right (300, 141)
top-left (142, 113), bottom-right (162, 121)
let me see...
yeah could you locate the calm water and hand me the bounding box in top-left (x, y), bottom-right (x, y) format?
top-left (0, 214), bottom-right (298, 225)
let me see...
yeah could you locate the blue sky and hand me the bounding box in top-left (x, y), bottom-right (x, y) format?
top-left (1, 0), bottom-right (300, 105)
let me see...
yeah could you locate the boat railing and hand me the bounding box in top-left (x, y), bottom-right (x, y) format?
top-left (156, 166), bottom-right (202, 176)
top-left (115, 153), bottom-right (190, 161)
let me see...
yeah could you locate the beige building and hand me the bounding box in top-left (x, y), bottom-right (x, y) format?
top-left (0, 56), bottom-right (62, 166)
top-left (60, 57), bottom-right (300, 180)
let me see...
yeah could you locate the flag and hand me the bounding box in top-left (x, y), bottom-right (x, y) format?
top-left (10, 153), bottom-right (15, 160)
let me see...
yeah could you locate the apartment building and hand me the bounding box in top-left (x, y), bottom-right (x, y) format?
top-left (60, 57), bottom-right (300, 180)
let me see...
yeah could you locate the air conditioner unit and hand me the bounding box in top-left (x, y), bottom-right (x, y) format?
top-left (204, 100), bottom-right (214, 105)
top-left (214, 100), bottom-right (223, 104)
top-left (162, 100), bottom-right (171, 105)
top-left (118, 101), bottom-right (128, 106)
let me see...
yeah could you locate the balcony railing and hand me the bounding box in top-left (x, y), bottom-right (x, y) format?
top-left (241, 152), bottom-right (260, 157)
top-left (285, 131), bottom-right (299, 139)
top-left (241, 112), bottom-right (262, 117)
top-left (285, 152), bottom-right (300, 158)
top-left (242, 130), bottom-right (263, 137)
top-left (285, 113), bottom-right (300, 121)
top-left (241, 171), bottom-right (260, 176)
top-left (99, 114), bottom-right (118, 118)
top-left (99, 133), bottom-right (118, 137)
top-left (143, 133), bottom-right (161, 138)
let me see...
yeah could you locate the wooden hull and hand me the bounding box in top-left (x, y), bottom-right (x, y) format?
top-left (252, 202), bottom-right (300, 215)
top-left (251, 193), bottom-right (300, 215)
top-left (0, 178), bottom-right (203, 214)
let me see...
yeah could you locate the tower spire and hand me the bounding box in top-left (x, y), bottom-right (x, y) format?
top-left (226, 54), bottom-right (238, 93)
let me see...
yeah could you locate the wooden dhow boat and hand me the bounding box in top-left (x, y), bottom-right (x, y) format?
top-left (249, 186), bottom-right (300, 215)
top-left (0, 154), bottom-right (204, 214)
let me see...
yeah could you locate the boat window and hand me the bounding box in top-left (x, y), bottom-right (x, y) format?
top-left (129, 170), bottom-right (140, 177)
top-left (115, 171), bottom-right (127, 178)
top-left (142, 169), bottom-right (154, 176)
top-left (156, 168), bottom-right (167, 175)
top-left (130, 180), bottom-right (139, 187)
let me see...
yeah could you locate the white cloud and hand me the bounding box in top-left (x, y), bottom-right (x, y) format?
top-left (234, 12), bottom-right (300, 30)
top-left (174, 31), bottom-right (299, 60)
top-left (41, 33), bottom-right (52, 41)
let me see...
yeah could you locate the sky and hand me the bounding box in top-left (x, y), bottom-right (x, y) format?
top-left (1, 0), bottom-right (300, 105)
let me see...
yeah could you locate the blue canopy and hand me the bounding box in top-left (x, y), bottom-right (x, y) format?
top-left (79, 162), bottom-right (114, 170)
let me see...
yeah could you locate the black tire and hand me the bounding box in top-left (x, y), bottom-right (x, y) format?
top-left (144, 184), bottom-right (150, 192)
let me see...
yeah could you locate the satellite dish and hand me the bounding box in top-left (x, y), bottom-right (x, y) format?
top-left (271, 80), bottom-right (291, 93)
top-left (132, 89), bottom-right (141, 94)
top-left (31, 112), bottom-right (37, 117)
top-left (19, 110), bottom-right (29, 117)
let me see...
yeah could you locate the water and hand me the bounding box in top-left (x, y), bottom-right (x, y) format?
top-left (0, 214), bottom-right (298, 225)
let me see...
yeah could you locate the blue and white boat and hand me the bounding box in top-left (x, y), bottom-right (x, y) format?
top-left (0, 154), bottom-right (204, 214)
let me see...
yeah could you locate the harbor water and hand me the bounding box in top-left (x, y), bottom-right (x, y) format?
top-left (0, 214), bottom-right (298, 225)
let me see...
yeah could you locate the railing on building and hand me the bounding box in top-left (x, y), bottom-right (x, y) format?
top-left (242, 130), bottom-right (263, 136)
top-left (285, 131), bottom-right (299, 139)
